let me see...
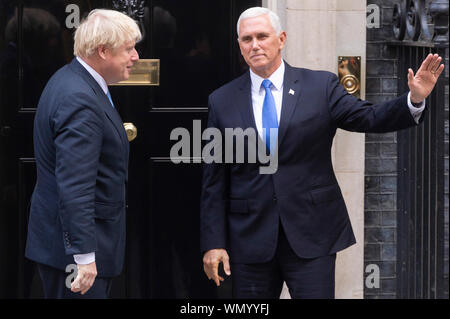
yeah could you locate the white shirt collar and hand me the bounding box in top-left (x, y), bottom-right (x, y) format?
top-left (249, 60), bottom-right (285, 92)
top-left (76, 56), bottom-right (109, 95)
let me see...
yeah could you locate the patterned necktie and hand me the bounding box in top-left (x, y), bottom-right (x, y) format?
top-left (106, 91), bottom-right (115, 108)
top-left (262, 79), bottom-right (278, 154)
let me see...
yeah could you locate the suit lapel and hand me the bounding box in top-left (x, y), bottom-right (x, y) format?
top-left (69, 59), bottom-right (129, 150)
top-left (101, 96), bottom-right (129, 149)
top-left (236, 72), bottom-right (258, 132)
top-left (278, 63), bottom-right (302, 147)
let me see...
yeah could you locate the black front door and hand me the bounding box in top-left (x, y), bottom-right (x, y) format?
top-left (0, 0), bottom-right (260, 298)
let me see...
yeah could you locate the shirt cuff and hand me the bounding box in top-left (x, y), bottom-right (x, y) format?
top-left (73, 252), bottom-right (95, 265)
top-left (407, 91), bottom-right (426, 124)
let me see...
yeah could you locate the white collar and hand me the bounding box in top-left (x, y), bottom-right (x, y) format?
top-left (76, 56), bottom-right (109, 95)
top-left (250, 60), bottom-right (285, 92)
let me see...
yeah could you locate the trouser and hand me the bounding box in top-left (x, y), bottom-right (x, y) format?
top-left (37, 262), bottom-right (113, 299)
top-left (231, 223), bottom-right (336, 299)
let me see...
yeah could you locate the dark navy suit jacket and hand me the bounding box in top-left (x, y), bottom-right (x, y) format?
top-left (25, 59), bottom-right (129, 277)
top-left (200, 62), bottom-right (421, 263)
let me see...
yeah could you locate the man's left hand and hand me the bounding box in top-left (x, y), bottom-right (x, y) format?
top-left (71, 262), bottom-right (97, 295)
top-left (408, 53), bottom-right (445, 104)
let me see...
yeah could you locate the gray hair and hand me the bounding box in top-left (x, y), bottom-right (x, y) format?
top-left (236, 7), bottom-right (282, 38)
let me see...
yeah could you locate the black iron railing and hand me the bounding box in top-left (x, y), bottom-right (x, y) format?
top-left (390, 0), bottom-right (448, 299)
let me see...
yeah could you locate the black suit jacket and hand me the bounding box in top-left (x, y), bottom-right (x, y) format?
top-left (25, 59), bottom-right (129, 277)
top-left (200, 62), bottom-right (420, 263)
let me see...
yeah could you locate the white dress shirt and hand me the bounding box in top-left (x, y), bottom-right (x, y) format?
top-left (249, 60), bottom-right (425, 141)
top-left (70, 56), bottom-right (110, 265)
top-left (250, 61), bottom-right (285, 140)
top-left (76, 56), bottom-right (109, 95)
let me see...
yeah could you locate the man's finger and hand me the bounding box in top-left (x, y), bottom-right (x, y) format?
top-left (223, 257), bottom-right (231, 276)
top-left (418, 53), bottom-right (433, 72)
top-left (408, 68), bottom-right (414, 83)
top-left (71, 272), bottom-right (94, 294)
top-left (71, 286), bottom-right (82, 293)
top-left (214, 275), bottom-right (224, 287)
top-left (211, 260), bottom-right (219, 275)
top-left (81, 286), bottom-right (91, 295)
top-left (71, 278), bottom-right (82, 292)
top-left (204, 261), bottom-right (217, 281)
top-left (72, 282), bottom-right (85, 293)
top-left (434, 64), bottom-right (445, 78)
top-left (82, 276), bottom-right (93, 290)
top-left (425, 54), bottom-right (437, 71)
top-left (203, 265), bottom-right (211, 279)
top-left (429, 56), bottom-right (442, 73)
top-left (77, 280), bottom-right (93, 295)
top-left (211, 262), bottom-right (221, 283)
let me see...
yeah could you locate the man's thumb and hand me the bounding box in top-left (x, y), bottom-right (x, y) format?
top-left (223, 260), bottom-right (231, 276)
top-left (71, 273), bottom-right (81, 289)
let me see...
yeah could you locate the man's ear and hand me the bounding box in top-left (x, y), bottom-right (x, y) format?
top-left (278, 31), bottom-right (287, 50)
top-left (97, 45), bottom-right (108, 60)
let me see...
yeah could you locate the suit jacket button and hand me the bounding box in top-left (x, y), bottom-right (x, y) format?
top-left (273, 196), bottom-right (277, 202)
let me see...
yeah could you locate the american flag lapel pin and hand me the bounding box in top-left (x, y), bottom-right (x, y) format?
top-left (289, 89), bottom-right (295, 95)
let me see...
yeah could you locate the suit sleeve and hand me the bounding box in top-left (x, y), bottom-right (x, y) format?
top-left (327, 73), bottom-right (423, 132)
top-left (52, 92), bottom-right (104, 256)
top-left (200, 96), bottom-right (228, 254)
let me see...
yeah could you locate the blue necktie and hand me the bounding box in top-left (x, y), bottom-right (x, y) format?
top-left (106, 91), bottom-right (115, 108)
top-left (262, 79), bottom-right (278, 154)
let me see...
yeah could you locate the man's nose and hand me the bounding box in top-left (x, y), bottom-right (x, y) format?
top-left (251, 38), bottom-right (260, 50)
top-left (132, 49), bottom-right (139, 61)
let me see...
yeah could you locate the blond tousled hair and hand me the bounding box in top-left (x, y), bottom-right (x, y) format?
top-left (74, 9), bottom-right (142, 58)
